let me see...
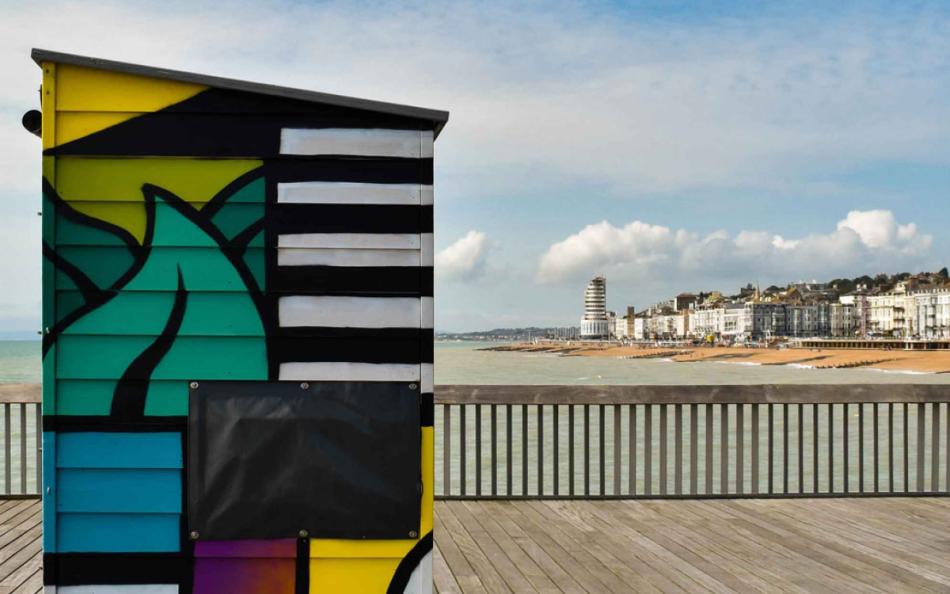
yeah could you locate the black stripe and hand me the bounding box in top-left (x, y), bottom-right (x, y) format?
top-left (44, 415), bottom-right (186, 432)
top-left (230, 219), bottom-right (265, 254)
top-left (272, 266), bottom-right (432, 296)
top-left (268, 330), bottom-right (433, 364)
top-left (201, 167), bottom-right (265, 219)
top-left (420, 393), bottom-right (434, 427)
top-left (272, 204), bottom-right (433, 234)
top-left (266, 158), bottom-right (432, 185)
top-left (111, 267), bottom-right (188, 418)
top-left (386, 532), bottom-right (433, 594)
top-left (295, 537), bottom-right (310, 594)
top-left (43, 241), bottom-right (101, 302)
top-left (44, 553), bottom-right (186, 585)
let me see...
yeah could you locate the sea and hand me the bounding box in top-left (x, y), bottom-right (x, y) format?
top-left (1, 339), bottom-right (949, 384)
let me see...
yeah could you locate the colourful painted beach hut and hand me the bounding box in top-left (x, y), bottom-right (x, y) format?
top-left (31, 48), bottom-right (446, 593)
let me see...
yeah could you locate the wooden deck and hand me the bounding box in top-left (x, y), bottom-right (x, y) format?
top-left (4, 498), bottom-right (950, 593)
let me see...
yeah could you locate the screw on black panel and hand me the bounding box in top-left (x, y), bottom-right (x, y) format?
top-left (408, 531), bottom-right (418, 538)
top-left (300, 382), bottom-right (309, 389)
top-left (189, 531), bottom-right (200, 540)
top-left (409, 383), bottom-right (417, 390)
top-left (190, 381), bottom-right (199, 390)
top-left (298, 529), bottom-right (309, 538)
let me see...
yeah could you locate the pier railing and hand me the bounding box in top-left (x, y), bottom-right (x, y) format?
top-left (435, 385), bottom-right (950, 499)
top-left (0, 385), bottom-right (41, 498)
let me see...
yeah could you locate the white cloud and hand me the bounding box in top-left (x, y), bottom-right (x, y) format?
top-left (435, 230), bottom-right (490, 282)
top-left (538, 210), bottom-right (935, 284)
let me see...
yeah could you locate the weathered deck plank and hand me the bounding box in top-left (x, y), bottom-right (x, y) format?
top-left (5, 499), bottom-right (950, 593)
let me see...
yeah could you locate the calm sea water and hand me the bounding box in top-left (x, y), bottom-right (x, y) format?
top-left (0, 341), bottom-right (41, 384)
top-left (434, 340), bottom-right (950, 384)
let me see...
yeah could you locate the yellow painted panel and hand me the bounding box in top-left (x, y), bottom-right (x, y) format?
top-left (55, 112), bottom-right (139, 147)
top-left (311, 427), bottom-right (433, 560)
top-left (56, 63), bottom-right (205, 113)
top-left (41, 62), bottom-right (56, 151)
top-left (56, 157), bottom-right (261, 242)
top-left (310, 558), bottom-right (401, 594)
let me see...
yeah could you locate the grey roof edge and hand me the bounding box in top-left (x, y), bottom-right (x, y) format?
top-left (32, 48), bottom-right (449, 138)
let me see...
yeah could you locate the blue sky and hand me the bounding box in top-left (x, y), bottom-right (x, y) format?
top-left (0, 0), bottom-right (948, 334)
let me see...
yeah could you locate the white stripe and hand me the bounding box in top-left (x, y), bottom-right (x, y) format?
top-left (280, 128), bottom-right (424, 157)
top-left (53, 584), bottom-right (178, 594)
top-left (420, 130), bottom-right (434, 160)
top-left (277, 182), bottom-right (432, 205)
top-left (421, 363), bottom-right (433, 393)
top-left (421, 233), bottom-right (433, 267)
top-left (421, 297), bottom-right (434, 330)
top-left (403, 550), bottom-right (433, 594)
top-left (278, 248), bottom-right (420, 267)
top-left (279, 362), bottom-right (420, 382)
top-left (279, 296), bottom-right (421, 328)
top-left (277, 233), bottom-right (420, 249)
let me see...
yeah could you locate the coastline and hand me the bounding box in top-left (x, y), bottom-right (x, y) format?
top-left (485, 343), bottom-right (950, 374)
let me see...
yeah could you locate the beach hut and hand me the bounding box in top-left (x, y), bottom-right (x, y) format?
top-left (31, 48), bottom-right (446, 593)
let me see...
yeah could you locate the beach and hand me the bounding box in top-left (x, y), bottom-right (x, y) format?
top-left (487, 342), bottom-right (950, 374)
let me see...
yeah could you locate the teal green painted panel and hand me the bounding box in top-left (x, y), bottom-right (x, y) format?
top-left (55, 246), bottom-right (134, 291)
top-left (211, 203), bottom-right (264, 241)
top-left (57, 468), bottom-right (181, 513)
top-left (58, 513), bottom-right (180, 552)
top-left (56, 380), bottom-right (189, 416)
top-left (58, 291), bottom-right (264, 336)
top-left (56, 210), bottom-right (132, 248)
top-left (56, 336), bottom-right (267, 380)
top-left (55, 291), bottom-right (85, 324)
top-left (57, 432), bottom-right (182, 468)
top-left (43, 344), bottom-right (56, 411)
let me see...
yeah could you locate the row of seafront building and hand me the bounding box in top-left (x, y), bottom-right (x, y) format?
top-left (580, 274), bottom-right (950, 343)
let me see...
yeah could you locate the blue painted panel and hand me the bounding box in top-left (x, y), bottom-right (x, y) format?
top-left (43, 432), bottom-right (57, 553)
top-left (57, 469), bottom-right (181, 513)
top-left (57, 513), bottom-right (181, 552)
top-left (56, 433), bottom-right (182, 469)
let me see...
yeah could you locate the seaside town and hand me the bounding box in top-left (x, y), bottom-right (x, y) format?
top-left (581, 270), bottom-right (950, 345)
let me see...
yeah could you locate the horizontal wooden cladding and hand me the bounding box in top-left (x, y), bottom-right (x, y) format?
top-left (279, 296), bottom-right (432, 328)
top-left (280, 128), bottom-right (433, 158)
top-left (268, 329), bottom-right (433, 364)
top-left (278, 363), bottom-right (433, 392)
top-left (271, 204), bottom-right (432, 234)
top-left (265, 158), bottom-right (432, 185)
top-left (277, 182), bottom-right (433, 205)
top-left (271, 266), bottom-right (433, 296)
top-left (434, 384), bottom-right (950, 405)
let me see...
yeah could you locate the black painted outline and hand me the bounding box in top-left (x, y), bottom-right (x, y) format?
top-left (44, 552), bottom-right (187, 585)
top-left (42, 179), bottom-right (156, 356)
top-left (201, 166), bottom-right (265, 219)
top-left (111, 267), bottom-right (188, 418)
top-left (386, 531), bottom-right (433, 594)
top-left (43, 415), bottom-right (186, 432)
top-left (42, 241), bottom-right (100, 303)
top-left (295, 537), bottom-right (310, 594)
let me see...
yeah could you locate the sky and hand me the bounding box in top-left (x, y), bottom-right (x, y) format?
top-left (0, 0), bottom-right (948, 334)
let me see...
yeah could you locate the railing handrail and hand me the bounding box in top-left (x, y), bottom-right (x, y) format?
top-left (0, 384), bottom-right (41, 404)
top-left (435, 384), bottom-right (950, 405)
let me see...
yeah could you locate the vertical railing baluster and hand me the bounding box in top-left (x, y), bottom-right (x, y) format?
top-left (931, 402), bottom-right (939, 493)
top-left (768, 404), bottom-right (774, 495)
top-left (569, 405), bottom-right (575, 497)
top-left (873, 403), bottom-right (879, 493)
top-left (782, 403), bottom-right (789, 495)
top-left (584, 404), bottom-right (590, 496)
top-left (903, 402), bottom-right (910, 493)
top-left (798, 403), bottom-right (804, 494)
top-left (946, 403), bottom-right (949, 493)
top-left (813, 403), bottom-right (819, 494)
top-left (443, 405), bottom-right (451, 497)
top-left (736, 404), bottom-right (744, 495)
top-left (460, 404), bottom-right (467, 496)
top-left (4, 403), bottom-right (10, 495)
top-left (843, 402), bottom-right (849, 494)
top-left (19, 404), bottom-right (26, 495)
top-left (475, 404), bottom-right (482, 496)
top-left (828, 403), bottom-right (834, 493)
top-left (538, 405), bottom-right (544, 497)
top-left (630, 405), bottom-right (637, 496)
top-left (674, 404), bottom-right (683, 495)
top-left (660, 404), bottom-right (668, 495)
top-left (522, 404), bottom-right (528, 497)
top-left (35, 404), bottom-right (42, 496)
top-left (613, 404), bottom-right (621, 496)
top-left (721, 403), bottom-right (728, 495)
top-left (491, 404), bottom-right (497, 496)
top-left (752, 403), bottom-right (759, 495)
top-left (645, 404), bottom-right (653, 496)
top-left (506, 404), bottom-right (513, 497)
top-left (689, 403), bottom-right (698, 496)
top-left (917, 403), bottom-right (925, 492)
top-left (704, 403), bottom-right (712, 495)
top-left (599, 405), bottom-right (606, 496)
top-left (858, 403), bottom-right (864, 493)
top-left (553, 405), bottom-right (559, 497)
top-left (888, 402), bottom-right (894, 492)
